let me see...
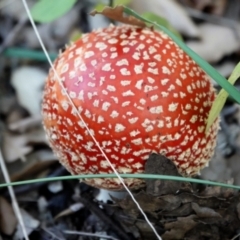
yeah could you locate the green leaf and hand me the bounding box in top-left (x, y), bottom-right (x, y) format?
top-left (141, 12), bottom-right (182, 40)
top-left (30, 0), bottom-right (77, 23)
top-left (205, 62), bottom-right (240, 133)
top-left (123, 6), bottom-right (240, 105)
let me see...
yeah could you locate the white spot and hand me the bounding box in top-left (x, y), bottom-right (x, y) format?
top-left (132, 52), bottom-right (140, 60)
top-left (91, 60), bottom-right (97, 66)
top-left (168, 84), bottom-right (175, 91)
top-left (157, 120), bottom-right (164, 128)
top-left (148, 62), bottom-right (157, 67)
top-left (122, 101), bottom-right (130, 107)
top-left (149, 106), bottom-right (163, 114)
top-left (122, 90), bottom-right (134, 97)
top-left (116, 59), bottom-right (129, 66)
top-left (198, 126), bottom-right (205, 133)
top-left (131, 138), bottom-right (143, 145)
top-left (93, 99), bottom-right (99, 107)
top-left (102, 90), bottom-right (108, 95)
top-left (110, 52), bottom-right (118, 59)
top-left (61, 64), bottom-right (69, 74)
top-left (185, 104), bottom-right (191, 110)
top-left (84, 51), bottom-right (94, 58)
top-left (80, 153), bottom-right (87, 164)
top-left (147, 77), bottom-right (155, 84)
top-left (161, 79), bottom-right (169, 85)
top-left (80, 64), bottom-right (87, 71)
top-left (174, 118), bottom-right (179, 126)
top-left (69, 91), bottom-right (76, 98)
top-left (121, 80), bottom-right (131, 86)
top-left (150, 95), bottom-right (158, 101)
top-left (154, 54), bottom-right (161, 61)
top-left (134, 64), bottom-right (143, 74)
top-left (108, 38), bottom-right (118, 44)
top-left (102, 52), bottom-right (108, 58)
top-left (95, 42), bottom-right (107, 50)
top-left (187, 85), bottom-right (193, 93)
top-left (180, 73), bottom-right (187, 79)
top-left (146, 125), bottom-right (154, 132)
top-left (135, 79), bottom-right (143, 90)
top-left (111, 96), bottom-right (118, 103)
top-left (88, 82), bottom-right (95, 87)
top-left (180, 92), bottom-right (186, 98)
top-left (84, 110), bottom-right (91, 118)
top-left (107, 85), bottom-right (116, 92)
top-left (132, 162), bottom-right (143, 169)
top-left (130, 130), bottom-right (140, 137)
top-left (97, 116), bottom-right (104, 123)
top-left (120, 68), bottom-right (130, 75)
top-left (123, 47), bottom-right (130, 53)
top-left (140, 98), bottom-right (146, 105)
top-left (102, 63), bottom-right (111, 71)
top-left (162, 66), bottom-right (171, 75)
top-left (148, 68), bottom-right (159, 75)
top-left (78, 90), bottom-right (84, 100)
top-left (168, 103), bottom-right (178, 112)
top-left (128, 117), bottom-right (138, 124)
top-left (110, 110), bottom-right (119, 118)
top-left (102, 102), bottom-right (111, 111)
top-left (115, 123), bottom-right (126, 132)
top-left (161, 91), bottom-right (169, 97)
top-left (126, 111), bottom-right (133, 116)
top-left (149, 46), bottom-right (157, 54)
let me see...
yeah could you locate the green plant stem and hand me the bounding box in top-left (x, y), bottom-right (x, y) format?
top-left (1, 174), bottom-right (240, 190)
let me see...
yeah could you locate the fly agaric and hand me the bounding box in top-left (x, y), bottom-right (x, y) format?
top-left (42, 24), bottom-right (219, 190)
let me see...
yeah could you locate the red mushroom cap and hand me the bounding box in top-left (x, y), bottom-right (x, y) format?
top-left (42, 24), bottom-right (219, 190)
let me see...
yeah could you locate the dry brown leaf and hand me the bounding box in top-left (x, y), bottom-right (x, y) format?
top-left (162, 215), bottom-right (198, 240)
top-left (90, 6), bottom-right (146, 28)
top-left (191, 202), bottom-right (222, 218)
top-left (0, 197), bottom-right (17, 235)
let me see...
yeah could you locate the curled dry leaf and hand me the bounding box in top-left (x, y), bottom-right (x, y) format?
top-left (90, 5), bottom-right (146, 28)
top-left (0, 197), bottom-right (17, 235)
top-left (191, 202), bottom-right (222, 218)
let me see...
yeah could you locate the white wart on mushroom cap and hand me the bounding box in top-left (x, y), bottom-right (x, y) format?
top-left (42, 24), bottom-right (219, 190)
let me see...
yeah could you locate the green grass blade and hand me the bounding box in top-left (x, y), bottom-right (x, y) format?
top-left (206, 62), bottom-right (240, 132)
top-left (123, 6), bottom-right (240, 104)
top-left (1, 174), bottom-right (240, 190)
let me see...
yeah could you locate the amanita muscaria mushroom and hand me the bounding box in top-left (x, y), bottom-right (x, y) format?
top-left (42, 24), bottom-right (220, 190)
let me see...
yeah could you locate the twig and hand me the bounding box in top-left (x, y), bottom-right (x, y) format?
top-left (64, 229), bottom-right (120, 240)
top-left (231, 232), bottom-right (240, 240)
top-left (0, 150), bottom-right (29, 240)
